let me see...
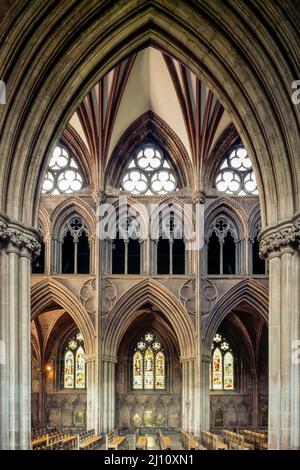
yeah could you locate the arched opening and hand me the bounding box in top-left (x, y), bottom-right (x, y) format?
top-left (209, 307), bottom-right (268, 432)
top-left (116, 307), bottom-right (181, 432)
top-left (77, 232), bottom-right (90, 274)
top-left (1, 0), bottom-right (299, 450)
top-left (207, 232), bottom-right (220, 275)
top-left (62, 232), bottom-right (75, 274)
top-left (31, 310), bottom-right (87, 431)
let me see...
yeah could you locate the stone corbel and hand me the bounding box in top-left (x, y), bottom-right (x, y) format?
top-left (192, 190), bottom-right (206, 205)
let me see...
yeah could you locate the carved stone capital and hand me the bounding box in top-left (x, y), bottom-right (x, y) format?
top-left (192, 190), bottom-right (205, 205)
top-left (102, 354), bottom-right (118, 364)
top-left (180, 354), bottom-right (196, 363)
top-left (259, 214), bottom-right (300, 259)
top-left (0, 211), bottom-right (41, 258)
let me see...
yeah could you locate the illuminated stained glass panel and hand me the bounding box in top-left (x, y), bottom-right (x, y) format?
top-left (144, 347), bottom-right (154, 389)
top-left (133, 351), bottom-right (143, 389)
top-left (224, 351), bottom-right (234, 390)
top-left (64, 350), bottom-right (74, 388)
top-left (212, 348), bottom-right (222, 390)
top-left (132, 332), bottom-right (166, 390)
top-left (155, 351), bottom-right (165, 389)
top-left (75, 346), bottom-right (86, 389)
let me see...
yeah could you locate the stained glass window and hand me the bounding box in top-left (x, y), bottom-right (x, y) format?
top-left (42, 145), bottom-right (85, 195)
top-left (133, 351), bottom-right (143, 389)
top-left (63, 331), bottom-right (86, 389)
top-left (215, 146), bottom-right (258, 196)
top-left (155, 351), bottom-right (165, 389)
top-left (212, 348), bottom-right (222, 390)
top-left (224, 351), bottom-right (234, 390)
top-left (120, 144), bottom-right (178, 195)
top-left (132, 332), bottom-right (165, 390)
top-left (210, 333), bottom-right (235, 391)
top-left (75, 346), bottom-right (86, 389)
top-left (144, 348), bottom-right (154, 389)
top-left (64, 350), bottom-right (74, 388)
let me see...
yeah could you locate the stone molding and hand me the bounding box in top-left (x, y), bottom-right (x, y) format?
top-left (259, 213), bottom-right (300, 258)
top-left (180, 354), bottom-right (196, 363)
top-left (192, 190), bottom-right (206, 205)
top-left (0, 211), bottom-right (41, 257)
top-left (102, 355), bottom-right (118, 363)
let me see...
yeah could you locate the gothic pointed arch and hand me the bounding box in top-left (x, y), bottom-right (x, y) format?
top-left (2, 2), bottom-right (299, 226)
top-left (105, 111), bottom-right (193, 191)
top-left (204, 198), bottom-right (248, 241)
top-left (50, 198), bottom-right (96, 239)
top-left (203, 278), bottom-right (268, 354)
top-left (31, 278), bottom-right (95, 357)
top-left (103, 278), bottom-right (195, 358)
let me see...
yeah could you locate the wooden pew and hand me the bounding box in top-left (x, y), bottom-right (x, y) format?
top-left (134, 428), bottom-right (147, 450)
top-left (106, 429), bottom-right (128, 450)
top-left (241, 430), bottom-right (268, 450)
top-left (79, 429), bottom-right (103, 450)
top-left (32, 435), bottom-right (49, 449)
top-left (158, 429), bottom-right (172, 450)
top-left (180, 429), bottom-right (206, 450)
top-left (222, 429), bottom-right (254, 450)
top-left (201, 430), bottom-right (228, 450)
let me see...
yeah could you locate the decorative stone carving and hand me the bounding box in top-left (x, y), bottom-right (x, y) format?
top-left (0, 212), bottom-right (41, 257)
top-left (201, 279), bottom-right (218, 315)
top-left (80, 278), bottom-right (96, 314)
top-left (259, 215), bottom-right (300, 258)
top-left (179, 279), bottom-right (195, 315)
top-left (192, 190), bottom-right (206, 205)
top-left (102, 279), bottom-right (117, 315)
top-left (92, 190), bottom-right (106, 205)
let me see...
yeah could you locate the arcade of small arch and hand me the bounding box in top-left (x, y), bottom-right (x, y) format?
top-left (0, 0), bottom-right (300, 451)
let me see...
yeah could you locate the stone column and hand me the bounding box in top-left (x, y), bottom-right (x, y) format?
top-left (200, 354), bottom-right (211, 432)
top-left (0, 212), bottom-right (41, 449)
top-left (181, 356), bottom-right (197, 433)
top-left (44, 233), bottom-right (51, 275)
top-left (192, 190), bottom-right (205, 435)
top-left (38, 369), bottom-right (46, 424)
top-left (259, 215), bottom-right (300, 449)
top-left (291, 246), bottom-right (300, 449)
top-left (101, 355), bottom-right (117, 433)
top-left (251, 368), bottom-right (258, 428)
top-left (86, 354), bottom-right (97, 430)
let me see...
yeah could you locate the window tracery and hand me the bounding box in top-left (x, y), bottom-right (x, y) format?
top-left (121, 144), bottom-right (178, 195)
top-left (215, 146), bottom-right (258, 196)
top-left (210, 333), bottom-right (234, 391)
top-left (133, 332), bottom-right (165, 390)
top-left (42, 145), bottom-right (85, 195)
top-left (63, 332), bottom-right (85, 389)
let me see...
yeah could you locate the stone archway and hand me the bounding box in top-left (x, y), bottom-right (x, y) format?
top-left (0, 1), bottom-right (300, 449)
top-left (101, 278), bottom-right (196, 433)
top-left (115, 309), bottom-right (181, 432)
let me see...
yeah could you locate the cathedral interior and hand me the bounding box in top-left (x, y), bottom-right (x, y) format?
top-left (0, 0), bottom-right (299, 452)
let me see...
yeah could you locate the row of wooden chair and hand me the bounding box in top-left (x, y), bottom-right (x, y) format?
top-left (158, 429), bottom-right (173, 450)
top-left (222, 429), bottom-right (254, 450)
top-left (180, 429), bottom-right (206, 450)
top-left (240, 429), bottom-right (268, 449)
top-left (134, 428), bottom-right (147, 450)
top-left (201, 430), bottom-right (228, 450)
